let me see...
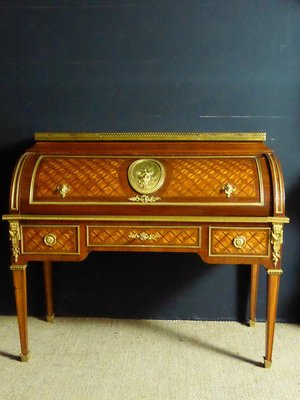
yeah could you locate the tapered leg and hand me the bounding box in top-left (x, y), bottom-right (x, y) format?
top-left (11, 265), bottom-right (30, 362)
top-left (264, 269), bottom-right (282, 368)
top-left (249, 264), bottom-right (260, 327)
top-left (43, 261), bottom-right (55, 322)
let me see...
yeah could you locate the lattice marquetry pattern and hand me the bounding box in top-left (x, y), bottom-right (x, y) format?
top-left (88, 226), bottom-right (200, 248)
top-left (33, 156), bottom-right (259, 201)
top-left (165, 158), bottom-right (258, 198)
top-left (210, 228), bottom-right (270, 256)
top-left (22, 226), bottom-right (78, 253)
top-left (34, 157), bottom-right (125, 198)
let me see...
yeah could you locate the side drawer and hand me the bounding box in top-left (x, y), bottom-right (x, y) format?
top-left (209, 226), bottom-right (270, 257)
top-left (21, 224), bottom-right (80, 255)
top-left (87, 225), bottom-right (201, 249)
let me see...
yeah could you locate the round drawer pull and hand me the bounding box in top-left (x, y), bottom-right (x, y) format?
top-left (44, 233), bottom-right (57, 247)
top-left (233, 235), bottom-right (247, 249)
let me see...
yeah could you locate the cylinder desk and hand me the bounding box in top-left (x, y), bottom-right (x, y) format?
top-left (3, 132), bottom-right (289, 367)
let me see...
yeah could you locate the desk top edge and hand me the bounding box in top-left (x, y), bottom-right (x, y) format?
top-left (34, 132), bottom-right (267, 142)
top-left (2, 214), bottom-right (290, 224)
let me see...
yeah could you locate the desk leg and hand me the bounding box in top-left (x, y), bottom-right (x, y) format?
top-left (249, 264), bottom-right (260, 327)
top-left (43, 261), bottom-right (55, 322)
top-left (264, 269), bottom-right (282, 368)
top-left (11, 264), bottom-right (30, 362)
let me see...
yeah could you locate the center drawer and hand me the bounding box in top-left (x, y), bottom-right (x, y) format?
top-left (87, 225), bottom-right (201, 249)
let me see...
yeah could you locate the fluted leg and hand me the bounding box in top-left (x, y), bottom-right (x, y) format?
top-left (264, 269), bottom-right (282, 368)
top-left (43, 261), bottom-right (55, 322)
top-left (249, 264), bottom-right (260, 327)
top-left (11, 264), bottom-right (30, 362)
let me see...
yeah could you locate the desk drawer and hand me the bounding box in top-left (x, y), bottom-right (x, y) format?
top-left (87, 225), bottom-right (201, 249)
top-left (21, 225), bottom-right (80, 255)
top-left (209, 227), bottom-right (270, 257)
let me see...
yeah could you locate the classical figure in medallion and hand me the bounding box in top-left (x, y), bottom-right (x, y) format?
top-left (128, 159), bottom-right (165, 194)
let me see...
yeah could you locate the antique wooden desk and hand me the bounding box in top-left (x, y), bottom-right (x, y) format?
top-left (3, 132), bottom-right (289, 367)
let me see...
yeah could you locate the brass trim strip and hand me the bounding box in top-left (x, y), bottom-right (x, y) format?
top-left (267, 269), bottom-right (283, 275)
top-left (34, 132), bottom-right (267, 142)
top-left (11, 152), bottom-right (31, 211)
top-left (2, 215), bottom-right (290, 224)
top-left (86, 225), bottom-right (201, 249)
top-left (29, 200), bottom-right (264, 207)
top-left (208, 226), bottom-right (271, 258)
top-left (255, 157), bottom-right (265, 206)
top-left (267, 153), bottom-right (284, 214)
top-left (10, 264), bottom-right (27, 271)
top-left (29, 155), bottom-right (43, 205)
top-left (30, 154), bottom-right (265, 159)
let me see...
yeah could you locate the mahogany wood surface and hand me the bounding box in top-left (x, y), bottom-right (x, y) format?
top-left (249, 264), bottom-right (260, 326)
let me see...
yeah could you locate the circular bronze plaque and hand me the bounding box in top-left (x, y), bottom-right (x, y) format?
top-left (128, 159), bottom-right (165, 194)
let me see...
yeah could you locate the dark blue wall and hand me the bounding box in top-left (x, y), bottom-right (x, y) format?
top-left (0, 1), bottom-right (299, 322)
